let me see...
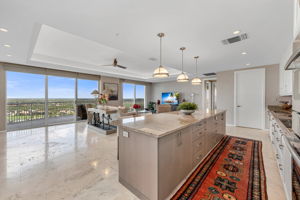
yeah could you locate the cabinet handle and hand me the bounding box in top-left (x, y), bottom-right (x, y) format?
top-left (276, 154), bottom-right (280, 159)
top-left (279, 145), bottom-right (284, 149)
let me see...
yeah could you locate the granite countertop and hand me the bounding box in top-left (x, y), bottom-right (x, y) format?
top-left (112, 110), bottom-right (226, 138)
top-left (268, 105), bottom-right (293, 135)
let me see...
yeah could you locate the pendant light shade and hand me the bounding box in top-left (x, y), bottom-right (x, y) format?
top-left (153, 66), bottom-right (169, 78)
top-left (177, 73), bottom-right (189, 82)
top-left (191, 56), bottom-right (202, 85)
top-left (153, 33), bottom-right (169, 78)
top-left (191, 77), bottom-right (202, 85)
top-left (177, 47), bottom-right (189, 82)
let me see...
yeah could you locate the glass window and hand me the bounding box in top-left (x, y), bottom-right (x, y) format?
top-left (122, 83), bottom-right (146, 109)
top-left (48, 76), bottom-right (75, 124)
top-left (77, 79), bottom-right (98, 99)
top-left (123, 83), bottom-right (135, 109)
top-left (6, 71), bottom-right (100, 130)
top-left (136, 85), bottom-right (145, 108)
top-left (6, 71), bottom-right (45, 130)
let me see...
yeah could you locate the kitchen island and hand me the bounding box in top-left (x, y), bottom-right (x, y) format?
top-left (114, 110), bottom-right (226, 200)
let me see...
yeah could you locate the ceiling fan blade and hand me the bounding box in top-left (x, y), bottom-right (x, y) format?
top-left (100, 64), bottom-right (113, 66)
top-left (116, 65), bottom-right (127, 69)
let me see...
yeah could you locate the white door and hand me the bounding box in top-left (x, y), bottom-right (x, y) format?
top-left (234, 68), bottom-right (265, 129)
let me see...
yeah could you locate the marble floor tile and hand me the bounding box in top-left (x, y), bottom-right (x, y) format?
top-left (0, 123), bottom-right (286, 200)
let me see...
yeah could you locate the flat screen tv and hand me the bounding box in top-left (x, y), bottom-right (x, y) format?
top-left (162, 92), bottom-right (178, 105)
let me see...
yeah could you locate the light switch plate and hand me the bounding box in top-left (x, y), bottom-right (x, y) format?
top-left (123, 131), bottom-right (129, 138)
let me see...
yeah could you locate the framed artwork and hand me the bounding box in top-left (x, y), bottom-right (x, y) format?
top-left (103, 83), bottom-right (118, 101)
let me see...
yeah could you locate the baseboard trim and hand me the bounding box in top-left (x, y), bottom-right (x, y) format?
top-left (226, 124), bottom-right (235, 127)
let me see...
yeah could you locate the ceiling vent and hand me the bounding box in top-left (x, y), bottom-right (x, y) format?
top-left (222, 33), bottom-right (248, 45)
top-left (203, 72), bottom-right (216, 76)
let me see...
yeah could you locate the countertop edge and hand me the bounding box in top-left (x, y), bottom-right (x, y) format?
top-left (114, 110), bottom-right (226, 139)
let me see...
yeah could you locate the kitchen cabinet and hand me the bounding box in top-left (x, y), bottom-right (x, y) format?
top-left (117, 111), bottom-right (226, 200)
top-left (280, 65), bottom-right (293, 96)
top-left (268, 112), bottom-right (292, 200)
top-left (279, 44), bottom-right (293, 96)
top-left (294, 0), bottom-right (300, 39)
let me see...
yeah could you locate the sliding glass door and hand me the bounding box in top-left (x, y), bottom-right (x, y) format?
top-left (6, 71), bottom-right (99, 131)
top-left (136, 85), bottom-right (145, 109)
top-left (122, 83), bottom-right (146, 109)
top-left (123, 83), bottom-right (135, 109)
top-left (48, 76), bottom-right (76, 125)
top-left (76, 79), bottom-right (98, 120)
top-left (6, 71), bottom-right (46, 130)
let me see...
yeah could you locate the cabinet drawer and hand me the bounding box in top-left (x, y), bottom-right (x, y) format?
top-left (192, 150), bottom-right (204, 167)
top-left (192, 121), bottom-right (205, 131)
top-left (192, 138), bottom-right (204, 155)
top-left (192, 129), bottom-right (205, 141)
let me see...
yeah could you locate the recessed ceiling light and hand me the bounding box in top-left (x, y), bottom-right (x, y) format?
top-left (0, 28), bottom-right (8, 32)
top-left (246, 63), bottom-right (250, 66)
top-left (4, 44), bottom-right (11, 48)
top-left (241, 52), bottom-right (247, 55)
top-left (233, 30), bottom-right (240, 35)
top-left (6, 54), bottom-right (12, 57)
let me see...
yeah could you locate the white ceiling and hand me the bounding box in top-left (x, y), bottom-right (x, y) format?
top-left (0, 0), bottom-right (294, 82)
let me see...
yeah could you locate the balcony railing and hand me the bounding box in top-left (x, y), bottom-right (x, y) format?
top-left (6, 101), bottom-right (76, 125)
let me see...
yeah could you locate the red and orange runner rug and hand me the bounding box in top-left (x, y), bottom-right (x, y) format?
top-left (171, 136), bottom-right (267, 200)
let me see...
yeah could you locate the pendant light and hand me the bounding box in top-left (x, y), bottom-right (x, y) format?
top-left (177, 47), bottom-right (189, 82)
top-left (153, 33), bottom-right (169, 78)
top-left (191, 56), bottom-right (202, 85)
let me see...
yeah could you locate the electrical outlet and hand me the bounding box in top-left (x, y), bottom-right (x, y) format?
top-left (123, 131), bottom-right (129, 138)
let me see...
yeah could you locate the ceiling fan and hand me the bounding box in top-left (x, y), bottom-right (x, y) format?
top-left (101, 58), bottom-right (127, 69)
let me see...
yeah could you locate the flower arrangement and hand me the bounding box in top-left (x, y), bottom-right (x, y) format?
top-left (132, 104), bottom-right (141, 110)
top-left (98, 94), bottom-right (108, 105)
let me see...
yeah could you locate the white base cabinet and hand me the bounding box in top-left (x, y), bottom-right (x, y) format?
top-left (269, 112), bottom-right (292, 200)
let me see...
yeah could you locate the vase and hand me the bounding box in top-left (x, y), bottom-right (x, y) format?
top-left (180, 110), bottom-right (195, 115)
top-left (134, 109), bottom-right (139, 116)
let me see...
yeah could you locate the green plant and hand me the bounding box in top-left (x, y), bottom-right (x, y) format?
top-left (148, 101), bottom-right (155, 110)
top-left (174, 92), bottom-right (180, 100)
top-left (177, 102), bottom-right (198, 110)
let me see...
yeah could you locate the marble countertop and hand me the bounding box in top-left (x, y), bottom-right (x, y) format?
top-left (113, 110), bottom-right (225, 138)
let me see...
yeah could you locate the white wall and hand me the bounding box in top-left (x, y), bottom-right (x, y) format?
top-left (216, 64), bottom-right (280, 128)
top-left (150, 81), bottom-right (202, 108)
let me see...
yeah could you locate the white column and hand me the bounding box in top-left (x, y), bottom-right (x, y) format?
top-left (0, 64), bottom-right (6, 132)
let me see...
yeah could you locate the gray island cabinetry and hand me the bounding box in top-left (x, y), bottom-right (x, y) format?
top-left (115, 110), bottom-right (226, 200)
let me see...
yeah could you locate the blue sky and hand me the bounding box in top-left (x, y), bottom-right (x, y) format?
top-left (123, 83), bottom-right (145, 99)
top-left (7, 71), bottom-right (145, 99)
top-left (7, 72), bottom-right (97, 98)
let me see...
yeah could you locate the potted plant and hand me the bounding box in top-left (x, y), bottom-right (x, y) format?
top-left (174, 92), bottom-right (180, 102)
top-left (177, 102), bottom-right (198, 115)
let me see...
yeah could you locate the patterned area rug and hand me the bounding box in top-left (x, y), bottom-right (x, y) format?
top-left (171, 136), bottom-right (267, 200)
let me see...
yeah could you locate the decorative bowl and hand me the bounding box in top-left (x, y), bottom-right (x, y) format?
top-left (180, 110), bottom-right (195, 115)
